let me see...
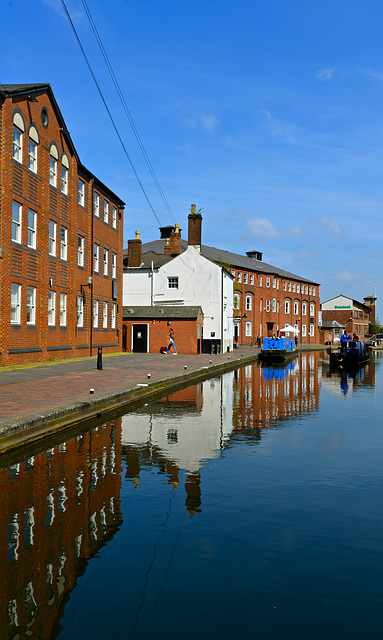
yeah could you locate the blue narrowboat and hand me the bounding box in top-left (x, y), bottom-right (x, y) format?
top-left (259, 336), bottom-right (297, 363)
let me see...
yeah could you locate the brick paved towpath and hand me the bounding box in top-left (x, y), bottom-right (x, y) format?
top-left (0, 345), bottom-right (323, 453)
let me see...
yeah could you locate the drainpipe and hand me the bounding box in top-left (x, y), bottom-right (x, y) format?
top-left (90, 179), bottom-right (94, 357)
top-left (221, 269), bottom-right (224, 353)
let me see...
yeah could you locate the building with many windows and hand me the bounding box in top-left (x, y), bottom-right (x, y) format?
top-left (0, 84), bottom-right (124, 364)
top-left (123, 207), bottom-right (320, 350)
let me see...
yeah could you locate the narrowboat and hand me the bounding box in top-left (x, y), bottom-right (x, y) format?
top-left (259, 336), bottom-right (297, 363)
top-left (327, 340), bottom-right (369, 369)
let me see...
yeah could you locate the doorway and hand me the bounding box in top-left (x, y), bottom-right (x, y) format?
top-left (132, 324), bottom-right (148, 353)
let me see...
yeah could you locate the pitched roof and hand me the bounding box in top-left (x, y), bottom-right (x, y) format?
top-left (123, 305), bottom-right (202, 320)
top-left (123, 238), bottom-right (319, 284)
top-left (1, 83), bottom-right (125, 206)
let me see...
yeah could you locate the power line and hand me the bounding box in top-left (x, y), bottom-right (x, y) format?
top-left (81, 0), bottom-right (176, 225)
top-left (59, 0), bottom-right (163, 227)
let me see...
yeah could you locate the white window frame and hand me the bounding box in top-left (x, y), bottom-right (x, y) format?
top-left (48, 291), bottom-right (56, 326)
top-left (273, 277), bottom-right (276, 288)
top-left (77, 295), bottom-right (84, 327)
top-left (285, 301), bottom-right (290, 314)
top-left (28, 139), bottom-right (37, 173)
top-left (94, 192), bottom-right (100, 217)
top-left (260, 276), bottom-right (262, 286)
top-left (250, 274), bottom-right (254, 285)
top-left (243, 273), bottom-right (248, 284)
top-left (288, 282), bottom-right (291, 292)
top-left (305, 285), bottom-right (308, 295)
top-left (60, 226), bottom-right (67, 261)
top-left (103, 302), bottom-right (108, 328)
top-left (26, 286), bottom-right (36, 324)
top-left (297, 284), bottom-right (300, 293)
top-left (302, 302), bottom-right (307, 316)
top-left (245, 295), bottom-right (252, 311)
top-left (27, 209), bottom-right (36, 248)
top-left (245, 322), bottom-right (252, 337)
top-left (309, 286), bottom-right (312, 296)
top-left (78, 179), bottom-right (85, 206)
top-left (237, 272), bottom-right (242, 283)
top-left (94, 243), bottom-right (99, 272)
top-left (104, 201), bottom-right (109, 223)
top-left (266, 299), bottom-right (270, 312)
top-left (112, 207), bottom-right (117, 229)
top-left (103, 248), bottom-right (108, 276)
top-left (13, 126), bottom-right (22, 162)
top-left (234, 294), bottom-right (240, 310)
top-left (112, 253), bottom-right (116, 279)
top-left (93, 300), bottom-right (99, 328)
top-left (77, 235), bottom-right (84, 267)
top-left (11, 283), bottom-right (21, 324)
top-left (168, 277), bottom-right (179, 289)
top-left (283, 281), bottom-right (287, 291)
top-left (310, 303), bottom-right (315, 317)
top-left (60, 293), bottom-right (67, 327)
top-left (272, 298), bottom-right (276, 312)
top-left (111, 304), bottom-right (116, 329)
top-left (260, 298), bottom-right (263, 312)
top-left (49, 220), bottom-right (56, 256)
top-left (302, 324), bottom-right (307, 337)
top-left (266, 277), bottom-right (270, 288)
top-left (12, 201), bottom-right (22, 243)
top-left (309, 324), bottom-right (315, 337)
top-left (61, 166), bottom-right (68, 195)
top-left (50, 156), bottom-right (57, 187)
top-left (294, 301), bottom-right (299, 315)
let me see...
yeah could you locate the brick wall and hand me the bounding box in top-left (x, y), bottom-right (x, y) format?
top-left (0, 87), bottom-right (124, 364)
top-left (123, 314), bottom-right (203, 354)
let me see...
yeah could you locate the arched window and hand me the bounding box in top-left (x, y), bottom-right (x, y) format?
top-left (28, 125), bottom-right (39, 173)
top-left (61, 153), bottom-right (69, 194)
top-left (49, 143), bottom-right (59, 187)
top-left (12, 112), bottom-right (25, 162)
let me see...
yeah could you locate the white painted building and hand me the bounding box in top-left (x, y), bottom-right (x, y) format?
top-left (123, 239), bottom-right (234, 353)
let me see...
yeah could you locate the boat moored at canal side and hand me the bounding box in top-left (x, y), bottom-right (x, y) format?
top-left (327, 340), bottom-right (369, 369)
top-left (259, 336), bottom-right (297, 363)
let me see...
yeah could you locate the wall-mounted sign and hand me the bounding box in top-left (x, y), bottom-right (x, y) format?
top-left (334, 305), bottom-right (351, 309)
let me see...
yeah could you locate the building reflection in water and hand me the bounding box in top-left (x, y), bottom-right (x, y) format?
top-left (0, 352), bottom-right (326, 638)
top-left (121, 352), bottom-right (322, 517)
top-left (321, 353), bottom-right (376, 396)
top-left (0, 421), bottom-right (122, 640)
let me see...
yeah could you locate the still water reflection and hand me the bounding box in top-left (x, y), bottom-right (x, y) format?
top-left (1, 351), bottom-right (383, 639)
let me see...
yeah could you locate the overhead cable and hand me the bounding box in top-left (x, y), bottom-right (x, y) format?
top-left (59, 0), bottom-right (162, 227)
top-left (81, 0), bottom-right (176, 225)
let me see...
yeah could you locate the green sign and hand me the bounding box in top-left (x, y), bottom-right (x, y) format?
top-left (334, 305), bottom-right (351, 309)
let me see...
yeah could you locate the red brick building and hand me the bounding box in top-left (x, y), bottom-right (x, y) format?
top-left (0, 84), bottom-right (124, 364)
top-left (321, 294), bottom-right (376, 339)
top-left (122, 306), bottom-right (204, 354)
top-left (124, 210), bottom-right (321, 347)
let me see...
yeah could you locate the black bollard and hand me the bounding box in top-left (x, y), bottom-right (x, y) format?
top-left (97, 346), bottom-right (102, 370)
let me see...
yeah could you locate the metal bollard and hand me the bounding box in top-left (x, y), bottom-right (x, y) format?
top-left (97, 346), bottom-right (102, 370)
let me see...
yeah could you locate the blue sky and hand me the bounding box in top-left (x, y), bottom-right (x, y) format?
top-left (2, 0), bottom-right (383, 317)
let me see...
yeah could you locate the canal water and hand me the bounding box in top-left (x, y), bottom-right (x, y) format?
top-left (2, 351), bottom-right (383, 639)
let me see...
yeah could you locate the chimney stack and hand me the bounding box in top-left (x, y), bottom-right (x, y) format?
top-left (164, 223), bottom-right (181, 255)
top-left (127, 230), bottom-right (142, 267)
top-left (188, 204), bottom-right (202, 249)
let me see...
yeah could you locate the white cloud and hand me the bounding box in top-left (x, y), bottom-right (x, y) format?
top-left (318, 216), bottom-right (344, 235)
top-left (261, 110), bottom-right (297, 144)
top-left (314, 67), bottom-right (335, 81)
top-left (247, 217), bottom-right (304, 238)
top-left (336, 269), bottom-right (362, 282)
top-left (200, 114), bottom-right (219, 132)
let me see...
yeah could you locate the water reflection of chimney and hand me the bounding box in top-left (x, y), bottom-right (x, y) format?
top-left (185, 471), bottom-right (202, 516)
top-left (124, 450), bottom-right (141, 486)
top-left (165, 463), bottom-right (180, 489)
